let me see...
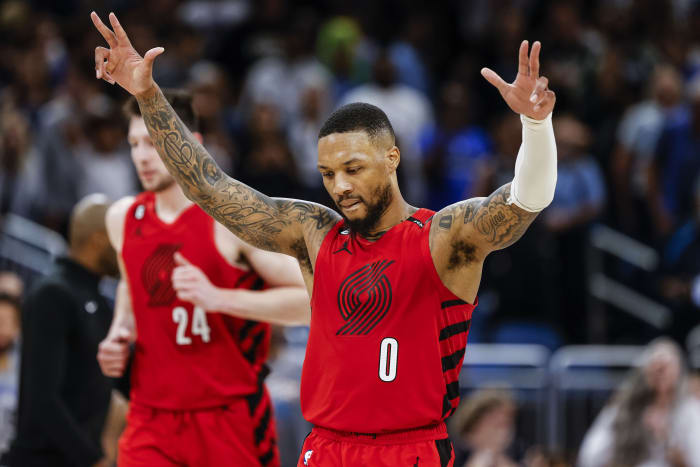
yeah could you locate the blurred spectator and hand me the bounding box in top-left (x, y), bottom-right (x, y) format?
top-left (341, 48), bottom-right (433, 204)
top-left (75, 104), bottom-right (136, 201)
top-left (578, 338), bottom-right (700, 467)
top-left (0, 294), bottom-right (20, 457)
top-left (660, 176), bottom-right (700, 342)
top-left (541, 2), bottom-right (596, 110)
top-left (188, 62), bottom-right (236, 174)
top-left (237, 102), bottom-right (301, 198)
top-left (648, 76), bottom-right (700, 238)
top-left (388, 10), bottom-right (432, 94)
top-left (545, 114), bottom-right (605, 343)
top-left (316, 16), bottom-right (372, 101)
top-left (4, 194), bottom-right (117, 467)
top-left (611, 65), bottom-right (684, 241)
top-left (0, 273), bottom-right (22, 300)
top-left (450, 387), bottom-right (522, 467)
top-left (288, 77), bottom-right (331, 202)
top-left (420, 81), bottom-right (492, 211)
top-left (689, 371), bottom-right (700, 401)
top-left (239, 8), bottom-right (331, 126)
top-left (522, 447), bottom-right (570, 467)
top-left (0, 103), bottom-right (43, 220)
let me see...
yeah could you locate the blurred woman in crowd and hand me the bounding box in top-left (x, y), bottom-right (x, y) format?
top-left (578, 338), bottom-right (700, 467)
top-left (450, 388), bottom-right (520, 467)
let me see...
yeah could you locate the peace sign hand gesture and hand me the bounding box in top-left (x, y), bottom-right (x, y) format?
top-left (481, 40), bottom-right (556, 121)
top-left (90, 11), bottom-right (163, 97)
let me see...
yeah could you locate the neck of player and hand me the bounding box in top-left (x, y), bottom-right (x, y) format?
top-left (155, 183), bottom-right (193, 223)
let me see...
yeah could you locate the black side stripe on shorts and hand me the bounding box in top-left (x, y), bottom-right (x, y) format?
top-left (435, 439), bottom-right (453, 467)
top-left (441, 348), bottom-right (465, 371)
top-left (441, 299), bottom-right (467, 309)
top-left (254, 405), bottom-right (271, 445)
top-left (259, 446), bottom-right (275, 466)
top-left (439, 320), bottom-right (470, 340)
top-left (245, 367), bottom-right (269, 414)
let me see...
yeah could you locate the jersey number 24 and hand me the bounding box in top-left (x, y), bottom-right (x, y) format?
top-left (172, 306), bottom-right (211, 345)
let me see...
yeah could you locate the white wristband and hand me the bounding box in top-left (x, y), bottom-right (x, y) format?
top-left (508, 113), bottom-right (557, 212)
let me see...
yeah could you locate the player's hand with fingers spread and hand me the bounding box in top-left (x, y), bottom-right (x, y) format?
top-left (481, 40), bottom-right (556, 120)
top-left (90, 11), bottom-right (163, 97)
top-left (172, 252), bottom-right (222, 311)
top-left (97, 326), bottom-right (133, 378)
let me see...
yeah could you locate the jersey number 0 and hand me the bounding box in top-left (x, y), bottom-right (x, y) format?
top-left (379, 337), bottom-right (398, 382)
top-left (172, 306), bottom-right (211, 345)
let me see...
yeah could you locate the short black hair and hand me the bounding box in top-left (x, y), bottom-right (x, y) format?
top-left (123, 89), bottom-right (199, 131)
top-left (318, 102), bottom-right (395, 144)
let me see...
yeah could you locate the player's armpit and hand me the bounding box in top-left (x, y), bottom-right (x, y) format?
top-left (430, 183), bottom-right (539, 260)
top-left (135, 87), bottom-right (339, 258)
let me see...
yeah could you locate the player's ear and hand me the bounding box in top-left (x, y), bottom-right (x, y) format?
top-left (193, 131), bottom-right (204, 145)
top-left (385, 146), bottom-right (400, 173)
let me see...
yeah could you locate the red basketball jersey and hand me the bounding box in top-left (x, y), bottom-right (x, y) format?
top-left (301, 208), bottom-right (476, 433)
top-left (122, 192), bottom-right (271, 409)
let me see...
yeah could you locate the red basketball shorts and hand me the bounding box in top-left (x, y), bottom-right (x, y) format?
top-left (119, 391), bottom-right (279, 467)
top-left (296, 423), bottom-right (454, 467)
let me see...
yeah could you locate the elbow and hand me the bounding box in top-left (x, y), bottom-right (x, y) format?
top-left (510, 175), bottom-right (557, 213)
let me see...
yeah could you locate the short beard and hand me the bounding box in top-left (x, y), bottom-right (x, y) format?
top-left (337, 183), bottom-right (393, 237)
top-left (150, 176), bottom-right (176, 193)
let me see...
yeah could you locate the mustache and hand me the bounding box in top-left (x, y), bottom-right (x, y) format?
top-left (336, 195), bottom-right (364, 204)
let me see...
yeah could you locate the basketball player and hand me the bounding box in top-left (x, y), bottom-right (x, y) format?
top-left (91, 12), bottom-right (557, 466)
top-left (96, 89), bottom-right (310, 467)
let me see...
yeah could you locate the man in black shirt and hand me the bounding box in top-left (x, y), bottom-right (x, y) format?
top-left (4, 194), bottom-right (118, 467)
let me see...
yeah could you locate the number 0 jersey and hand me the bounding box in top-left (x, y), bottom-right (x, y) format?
top-left (301, 208), bottom-right (476, 433)
top-left (122, 192), bottom-right (270, 410)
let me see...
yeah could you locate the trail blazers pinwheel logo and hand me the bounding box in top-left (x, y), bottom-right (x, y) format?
top-left (141, 243), bottom-right (181, 306)
top-left (336, 260), bottom-right (395, 336)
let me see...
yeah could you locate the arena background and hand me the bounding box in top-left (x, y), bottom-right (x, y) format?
top-left (0, 0), bottom-right (699, 465)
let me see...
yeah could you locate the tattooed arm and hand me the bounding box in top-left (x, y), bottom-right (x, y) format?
top-left (428, 185), bottom-right (539, 302)
top-left (90, 12), bottom-right (339, 278)
top-left (138, 87), bottom-right (339, 269)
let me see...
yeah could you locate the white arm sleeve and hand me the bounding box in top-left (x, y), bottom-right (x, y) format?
top-left (507, 113), bottom-right (558, 212)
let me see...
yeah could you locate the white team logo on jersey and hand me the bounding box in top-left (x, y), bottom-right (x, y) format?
top-left (304, 450), bottom-right (313, 465)
top-left (135, 205), bottom-right (145, 220)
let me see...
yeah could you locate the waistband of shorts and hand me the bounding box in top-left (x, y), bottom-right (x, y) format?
top-left (311, 422), bottom-right (447, 445)
top-left (129, 396), bottom-right (249, 414)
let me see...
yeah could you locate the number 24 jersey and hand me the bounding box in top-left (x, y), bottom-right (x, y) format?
top-left (122, 192), bottom-right (270, 410)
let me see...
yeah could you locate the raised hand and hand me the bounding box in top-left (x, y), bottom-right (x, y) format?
top-left (90, 11), bottom-right (163, 96)
top-left (481, 40), bottom-right (556, 120)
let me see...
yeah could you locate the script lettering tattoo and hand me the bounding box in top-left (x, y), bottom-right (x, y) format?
top-left (468, 184), bottom-right (537, 250)
top-left (136, 88), bottom-right (339, 258)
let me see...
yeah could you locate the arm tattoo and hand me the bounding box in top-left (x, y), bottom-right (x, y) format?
top-left (136, 88), bottom-right (339, 257)
top-left (438, 214), bottom-right (453, 230)
top-left (467, 184), bottom-right (538, 250)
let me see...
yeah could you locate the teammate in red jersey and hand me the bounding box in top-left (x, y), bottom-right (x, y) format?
top-left (96, 90), bottom-right (310, 467)
top-left (91, 12), bottom-right (557, 466)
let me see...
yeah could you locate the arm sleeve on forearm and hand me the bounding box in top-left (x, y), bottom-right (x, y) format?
top-left (508, 113), bottom-right (558, 212)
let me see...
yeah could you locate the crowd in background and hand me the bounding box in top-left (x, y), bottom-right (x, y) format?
top-left (2, 0), bottom-right (700, 465)
top-left (0, 0), bottom-right (699, 346)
